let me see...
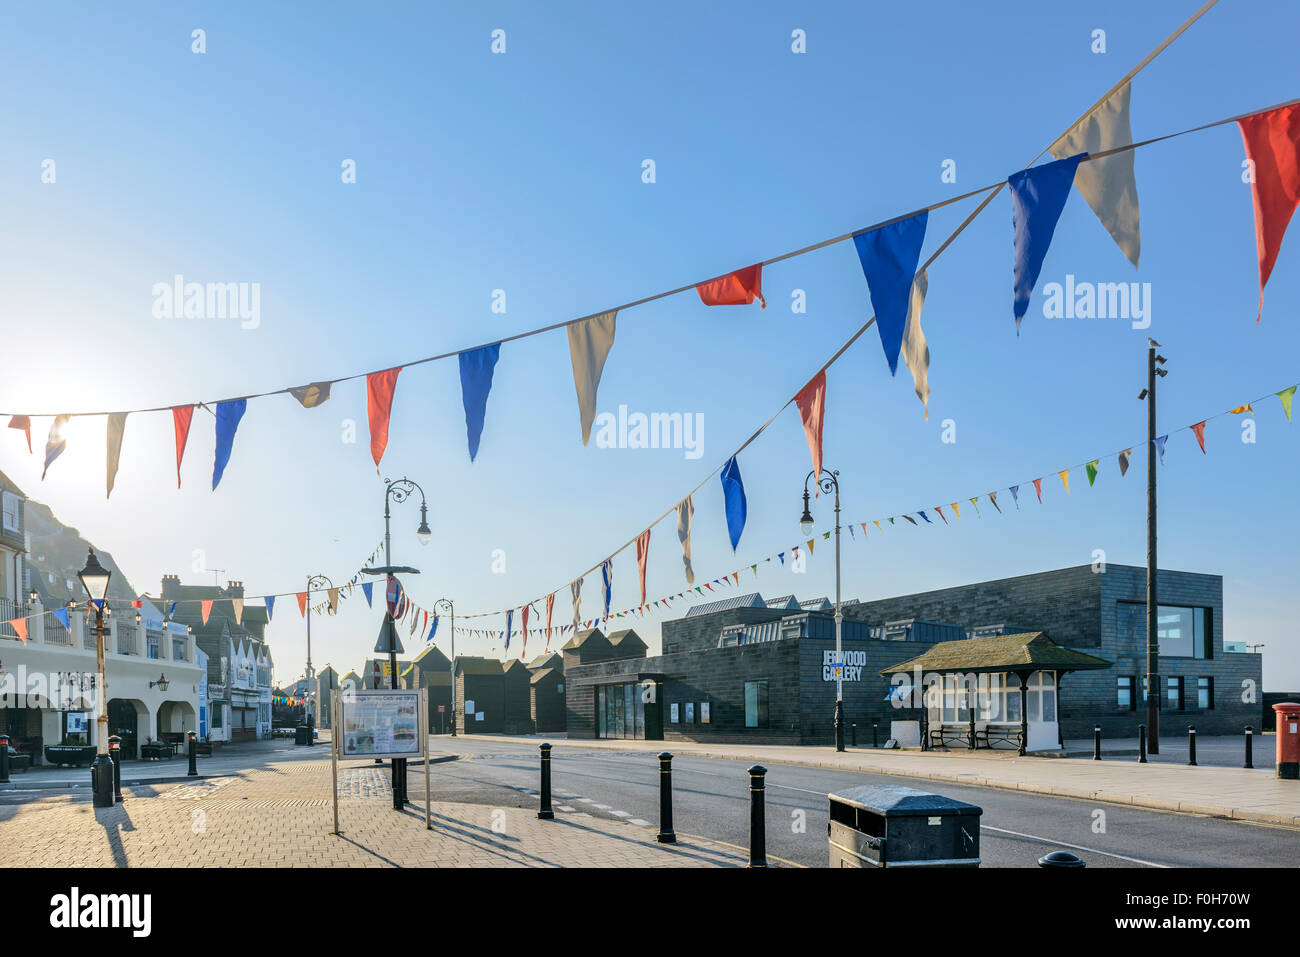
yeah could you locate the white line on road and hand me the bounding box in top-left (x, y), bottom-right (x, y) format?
top-left (980, 825), bottom-right (1168, 868)
top-left (629, 819), bottom-right (651, 826)
top-left (611, 810), bottom-right (631, 818)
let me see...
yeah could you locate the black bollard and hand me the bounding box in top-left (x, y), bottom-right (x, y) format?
top-left (187, 731), bottom-right (198, 777)
top-left (1245, 726), bottom-right (1254, 770)
top-left (851, 723), bottom-right (857, 748)
top-left (748, 765), bottom-right (768, 868)
top-left (1093, 725), bottom-right (1102, 761)
top-left (1038, 851), bottom-right (1086, 868)
top-left (1138, 724), bottom-right (1147, 764)
top-left (0, 733), bottom-right (9, 785)
top-left (872, 723), bottom-right (879, 749)
top-left (108, 735), bottom-right (122, 803)
top-left (657, 752), bottom-right (676, 844)
top-left (537, 743), bottom-right (554, 820)
top-left (1187, 726), bottom-right (1197, 766)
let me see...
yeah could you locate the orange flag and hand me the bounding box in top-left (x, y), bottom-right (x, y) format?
top-left (366, 368), bottom-right (401, 470)
top-left (7, 416), bottom-right (31, 453)
top-left (696, 263), bottom-right (766, 308)
top-left (635, 529), bottom-right (651, 607)
top-left (201, 600), bottom-right (213, 625)
top-left (1033, 477), bottom-right (1044, 503)
top-left (7, 618), bottom-right (26, 642)
top-left (1191, 420), bottom-right (1207, 453)
top-left (296, 592), bottom-right (308, 617)
top-left (794, 371), bottom-right (826, 493)
top-left (172, 406), bottom-right (195, 489)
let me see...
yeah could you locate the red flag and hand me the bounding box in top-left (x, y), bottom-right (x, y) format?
top-left (201, 600), bottom-right (213, 625)
top-left (172, 406), bottom-right (195, 488)
top-left (1191, 420), bottom-right (1207, 453)
top-left (1239, 105), bottom-right (1300, 320)
top-left (794, 371), bottom-right (826, 494)
top-left (635, 529), bottom-right (651, 606)
top-left (296, 592), bottom-right (308, 617)
top-left (545, 592), bottom-right (555, 650)
top-left (7, 618), bottom-right (26, 642)
top-left (1032, 477), bottom-right (1043, 503)
top-left (366, 367), bottom-right (401, 470)
top-left (520, 604), bottom-right (530, 659)
top-left (935, 505), bottom-right (948, 525)
top-left (696, 263), bottom-right (766, 308)
top-left (7, 416), bottom-right (31, 453)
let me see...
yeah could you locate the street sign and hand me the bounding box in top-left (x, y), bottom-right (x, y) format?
top-left (437, 705), bottom-right (445, 713)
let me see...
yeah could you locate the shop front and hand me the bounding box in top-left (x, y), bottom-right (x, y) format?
top-left (593, 675), bottom-right (664, 740)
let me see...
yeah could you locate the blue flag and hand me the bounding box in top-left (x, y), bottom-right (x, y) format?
top-left (1010, 153), bottom-right (1086, 330)
top-left (720, 455), bottom-right (747, 551)
top-left (505, 608), bottom-right (513, 651)
top-left (53, 607), bottom-right (70, 632)
top-left (265, 595), bottom-right (275, 621)
top-left (919, 510), bottom-right (932, 524)
top-left (212, 399), bottom-right (248, 490)
top-left (601, 559), bottom-right (614, 621)
top-left (167, 600), bottom-right (177, 620)
top-left (853, 210), bottom-right (928, 375)
top-left (1009, 485), bottom-right (1021, 508)
top-left (429, 616), bottom-right (439, 641)
top-left (459, 343), bottom-right (501, 461)
top-left (362, 582), bottom-right (373, 607)
top-left (1155, 434), bottom-right (1168, 463)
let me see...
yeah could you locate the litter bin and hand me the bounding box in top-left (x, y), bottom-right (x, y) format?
top-left (827, 784), bottom-right (981, 868)
top-left (295, 725), bottom-right (309, 746)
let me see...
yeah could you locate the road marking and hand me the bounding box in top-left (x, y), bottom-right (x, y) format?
top-left (576, 798), bottom-right (595, 803)
top-left (611, 810), bottom-right (631, 818)
top-left (629, 818), bottom-right (651, 826)
top-left (980, 825), bottom-right (1168, 867)
top-left (592, 803), bottom-right (611, 810)
top-left (558, 805), bottom-right (576, 812)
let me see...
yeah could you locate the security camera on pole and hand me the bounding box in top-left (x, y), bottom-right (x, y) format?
top-left (1137, 340), bottom-right (1168, 755)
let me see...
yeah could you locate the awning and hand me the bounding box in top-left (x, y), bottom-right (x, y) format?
top-left (880, 632), bottom-right (1112, 677)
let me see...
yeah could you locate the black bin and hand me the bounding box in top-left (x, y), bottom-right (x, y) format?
top-left (827, 784), bottom-right (981, 868)
top-left (295, 726), bottom-right (309, 746)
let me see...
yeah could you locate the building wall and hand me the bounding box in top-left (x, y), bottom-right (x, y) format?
top-left (456, 673), bottom-right (504, 733)
top-left (530, 672), bottom-right (566, 732)
top-left (502, 665), bottom-right (533, 733)
top-left (662, 607), bottom-right (784, 655)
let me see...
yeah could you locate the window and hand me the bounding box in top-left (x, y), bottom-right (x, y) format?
top-left (147, 631), bottom-right (160, 659)
top-left (1167, 676), bottom-right (1184, 710)
top-left (1117, 676), bottom-right (1135, 712)
top-left (744, 680), bottom-right (769, 729)
top-left (1197, 677), bottom-right (1214, 710)
top-left (172, 637), bottom-right (187, 661)
top-left (212, 702), bottom-right (223, 729)
top-left (0, 492), bottom-right (18, 533)
top-left (1117, 601), bottom-right (1212, 658)
top-left (1027, 671), bottom-right (1056, 722)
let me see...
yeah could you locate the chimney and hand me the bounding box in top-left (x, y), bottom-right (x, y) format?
top-left (161, 574), bottom-right (181, 598)
top-left (225, 580), bottom-right (244, 598)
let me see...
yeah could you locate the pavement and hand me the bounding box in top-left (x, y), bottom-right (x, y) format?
top-left (0, 752), bottom-right (752, 868)
top-left (450, 732), bottom-right (1300, 828)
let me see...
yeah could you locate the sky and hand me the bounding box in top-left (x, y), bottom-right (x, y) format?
top-left (1, 1), bottom-right (1298, 688)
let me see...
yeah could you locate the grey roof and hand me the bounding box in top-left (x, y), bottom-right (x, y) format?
top-left (765, 595), bottom-right (799, 610)
top-left (718, 620), bottom-right (787, 647)
top-left (684, 592), bottom-right (765, 618)
top-left (799, 598), bottom-right (832, 611)
top-left (881, 633), bottom-right (1113, 675)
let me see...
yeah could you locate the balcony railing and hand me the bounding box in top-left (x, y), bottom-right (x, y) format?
top-left (45, 616), bottom-right (70, 645)
top-left (0, 598), bottom-right (25, 639)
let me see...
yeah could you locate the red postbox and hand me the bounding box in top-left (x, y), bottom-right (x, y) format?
top-left (1273, 702), bottom-right (1300, 779)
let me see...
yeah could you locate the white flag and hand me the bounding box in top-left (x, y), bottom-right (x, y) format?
top-left (232, 597), bottom-right (244, 625)
top-left (571, 578), bottom-right (583, 630)
top-left (1049, 82), bottom-right (1141, 267)
top-left (567, 310), bottom-right (617, 445)
top-left (900, 270), bottom-right (930, 420)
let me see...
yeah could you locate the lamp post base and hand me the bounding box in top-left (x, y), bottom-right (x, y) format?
top-left (91, 753), bottom-right (115, 808)
top-left (833, 701), bottom-right (845, 753)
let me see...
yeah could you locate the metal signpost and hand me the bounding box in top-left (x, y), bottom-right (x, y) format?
top-left (330, 688), bottom-right (429, 833)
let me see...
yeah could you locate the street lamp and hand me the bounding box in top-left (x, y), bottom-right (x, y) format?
top-left (1138, 341), bottom-right (1169, 754)
top-left (77, 548), bottom-right (114, 807)
top-left (303, 572), bottom-right (333, 743)
top-left (799, 468), bottom-right (846, 753)
top-left (149, 674), bottom-right (170, 692)
top-left (434, 597), bottom-right (455, 735)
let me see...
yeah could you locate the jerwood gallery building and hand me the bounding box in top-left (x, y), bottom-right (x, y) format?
top-left (561, 564), bottom-right (1262, 751)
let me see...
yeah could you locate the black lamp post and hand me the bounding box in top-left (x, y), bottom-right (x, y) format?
top-left (434, 598), bottom-right (455, 735)
top-left (373, 611), bottom-right (406, 809)
top-left (77, 548), bottom-right (114, 807)
top-left (304, 572), bottom-right (333, 743)
top-left (1138, 341), bottom-right (1168, 754)
top-left (800, 469), bottom-right (845, 753)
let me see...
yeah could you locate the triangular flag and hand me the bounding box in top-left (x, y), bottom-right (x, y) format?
top-left (989, 491), bottom-right (1001, 513)
top-left (1118, 448), bottom-right (1132, 476)
top-left (848, 524), bottom-right (855, 539)
top-left (1237, 104), bottom-right (1300, 320)
top-left (968, 497), bottom-right (980, 517)
top-left (296, 592), bottom-right (307, 617)
top-left (1280, 386), bottom-right (1297, 423)
top-left (366, 367), bottom-right (401, 470)
top-left (935, 506), bottom-right (947, 525)
top-left (903, 514), bottom-right (917, 525)
top-left (567, 311), bottom-right (617, 445)
top-left (289, 382), bottom-right (333, 408)
top-left (1009, 485), bottom-right (1021, 508)
top-left (172, 406), bottom-right (195, 489)
top-left (1191, 420), bottom-right (1207, 454)
top-left (232, 597), bottom-right (244, 624)
top-left (875, 521), bottom-right (883, 530)
top-left (1086, 460), bottom-right (1099, 486)
top-left (918, 511), bottom-right (931, 524)
top-left (900, 270), bottom-right (931, 418)
top-left (571, 578), bottom-right (582, 629)
top-left (212, 399), bottom-right (247, 490)
top-left (1058, 469), bottom-right (1070, 495)
top-left (106, 412), bottom-right (128, 499)
top-left (1155, 435), bottom-right (1168, 463)
top-left (53, 607), bottom-right (70, 632)
top-left (853, 210), bottom-right (929, 374)
top-left (720, 455), bottom-right (747, 551)
top-left (429, 615), bottom-right (439, 642)
top-left (42, 415), bottom-right (69, 480)
top-left (328, 587), bottom-right (340, 615)
top-left (459, 343), bottom-right (501, 461)
top-left (167, 601), bottom-right (177, 620)
top-left (7, 618), bottom-right (27, 642)
top-left (1229, 404), bottom-right (1254, 414)
top-left (1049, 82), bottom-right (1140, 267)
top-left (545, 592), bottom-right (555, 650)
top-left (201, 600), bottom-right (213, 625)
top-left (794, 371), bottom-right (826, 491)
top-left (1033, 478), bottom-right (1044, 502)
top-left (1010, 152), bottom-right (1086, 330)
top-left (951, 502), bottom-right (960, 521)
top-left (677, 496), bottom-right (695, 585)
top-left (265, 596), bottom-right (275, 619)
top-left (697, 264), bottom-right (765, 307)
top-left (806, 538), bottom-right (815, 555)
top-left (362, 582), bottom-right (373, 607)
top-left (635, 528), bottom-right (651, 607)
top-left (8, 415), bottom-right (31, 453)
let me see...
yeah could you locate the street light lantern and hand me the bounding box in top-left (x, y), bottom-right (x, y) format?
top-left (135, 611), bottom-right (142, 625)
top-left (77, 548), bottom-right (112, 603)
top-left (28, 588), bottom-right (37, 604)
top-left (149, 674), bottom-right (169, 692)
top-left (416, 503), bottom-right (432, 546)
top-left (798, 488), bottom-right (815, 538)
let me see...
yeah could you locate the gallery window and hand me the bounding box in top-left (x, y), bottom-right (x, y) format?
top-left (1117, 601), bottom-right (1213, 659)
top-left (744, 680), bottom-right (769, 729)
top-left (1117, 675), bottom-right (1135, 712)
top-left (1167, 676), bottom-right (1184, 710)
top-left (1197, 676), bottom-right (1214, 710)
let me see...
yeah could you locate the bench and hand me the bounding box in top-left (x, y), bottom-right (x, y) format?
top-left (975, 724), bottom-right (1025, 750)
top-left (927, 725), bottom-right (974, 750)
top-left (140, 743), bottom-right (173, 760)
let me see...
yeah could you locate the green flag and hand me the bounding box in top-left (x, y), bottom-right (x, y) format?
top-left (1086, 459), bottom-right (1099, 486)
top-left (1280, 385), bottom-right (1297, 423)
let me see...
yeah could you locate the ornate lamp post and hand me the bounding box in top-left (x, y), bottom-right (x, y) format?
top-left (800, 468), bottom-right (845, 753)
top-left (77, 548), bottom-right (114, 807)
top-left (434, 597), bottom-right (455, 735)
top-left (304, 572), bottom-right (333, 743)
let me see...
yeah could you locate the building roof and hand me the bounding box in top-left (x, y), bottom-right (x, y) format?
top-left (684, 592), bottom-right (766, 617)
top-left (456, 657), bottom-right (504, 676)
top-left (880, 632), bottom-right (1113, 676)
top-left (562, 628), bottom-right (607, 650)
top-left (526, 652), bottom-right (563, 670)
top-left (765, 595), bottom-right (799, 610)
top-left (530, 667), bottom-right (559, 684)
top-left (798, 597), bottom-right (832, 611)
top-left (606, 629), bottom-right (646, 649)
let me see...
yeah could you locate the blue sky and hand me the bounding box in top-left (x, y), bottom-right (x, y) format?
top-left (1, 1), bottom-right (1298, 687)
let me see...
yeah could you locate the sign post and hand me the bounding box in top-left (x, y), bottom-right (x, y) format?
top-left (422, 689), bottom-right (431, 829)
top-left (332, 688), bottom-right (426, 832)
top-left (331, 696), bottom-right (341, 835)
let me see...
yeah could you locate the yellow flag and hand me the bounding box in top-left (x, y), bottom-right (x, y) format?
top-left (1058, 468), bottom-right (1071, 494)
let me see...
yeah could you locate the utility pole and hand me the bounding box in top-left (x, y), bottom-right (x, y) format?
top-left (1139, 343), bottom-right (1168, 754)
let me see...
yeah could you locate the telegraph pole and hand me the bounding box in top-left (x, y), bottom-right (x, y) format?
top-left (1139, 343), bottom-right (1168, 754)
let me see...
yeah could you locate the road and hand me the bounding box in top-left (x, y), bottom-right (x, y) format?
top-left (418, 737), bottom-right (1300, 868)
